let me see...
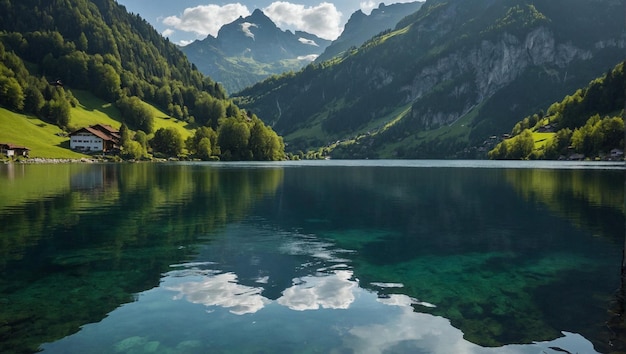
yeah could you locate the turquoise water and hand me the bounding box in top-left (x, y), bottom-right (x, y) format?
top-left (0, 161), bottom-right (624, 353)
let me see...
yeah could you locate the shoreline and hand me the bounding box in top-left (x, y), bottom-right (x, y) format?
top-left (3, 157), bottom-right (106, 164)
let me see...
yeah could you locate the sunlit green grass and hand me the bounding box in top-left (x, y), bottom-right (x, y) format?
top-left (70, 90), bottom-right (123, 130)
top-left (72, 90), bottom-right (193, 140)
top-left (1, 90), bottom-right (194, 158)
top-left (0, 108), bottom-right (88, 158)
top-left (145, 103), bottom-right (193, 140)
top-left (532, 132), bottom-right (555, 149)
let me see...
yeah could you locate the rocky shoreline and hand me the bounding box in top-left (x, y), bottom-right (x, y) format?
top-left (3, 157), bottom-right (104, 164)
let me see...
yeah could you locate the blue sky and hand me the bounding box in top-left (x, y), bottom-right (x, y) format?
top-left (115, 1), bottom-right (420, 45)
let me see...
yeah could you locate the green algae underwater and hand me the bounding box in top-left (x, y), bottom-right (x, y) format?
top-left (0, 161), bottom-right (624, 354)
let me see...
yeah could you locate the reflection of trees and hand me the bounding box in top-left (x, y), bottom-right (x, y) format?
top-left (264, 167), bottom-right (623, 349)
top-left (0, 164), bottom-right (104, 267)
top-left (607, 171), bottom-right (626, 352)
top-left (504, 169), bottom-right (624, 242)
top-left (504, 169), bottom-right (626, 352)
top-left (0, 163), bottom-right (283, 354)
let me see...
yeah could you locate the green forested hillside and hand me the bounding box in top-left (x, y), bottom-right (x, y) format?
top-left (0, 0), bottom-right (285, 160)
top-left (489, 61), bottom-right (625, 160)
top-left (234, 0), bottom-right (625, 159)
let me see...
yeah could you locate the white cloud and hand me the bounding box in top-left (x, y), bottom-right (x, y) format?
top-left (160, 2), bottom-right (343, 41)
top-left (298, 37), bottom-right (319, 46)
top-left (162, 3), bottom-right (251, 37)
top-left (359, 1), bottom-right (377, 14)
top-left (297, 54), bottom-right (319, 61)
top-left (162, 28), bottom-right (175, 38)
top-left (241, 22), bottom-right (258, 39)
top-left (263, 2), bottom-right (342, 40)
top-left (360, 0), bottom-right (421, 15)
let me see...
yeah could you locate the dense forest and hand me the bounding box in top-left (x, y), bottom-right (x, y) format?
top-left (0, 0), bottom-right (285, 161)
top-left (488, 61), bottom-right (625, 160)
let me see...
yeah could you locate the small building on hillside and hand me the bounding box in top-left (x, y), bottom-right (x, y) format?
top-left (69, 124), bottom-right (120, 152)
top-left (0, 143), bottom-right (30, 157)
top-left (610, 148), bottom-right (624, 159)
top-left (537, 124), bottom-right (555, 133)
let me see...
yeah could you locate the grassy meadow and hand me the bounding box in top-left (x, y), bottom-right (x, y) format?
top-left (0, 90), bottom-right (193, 159)
top-left (0, 108), bottom-right (87, 158)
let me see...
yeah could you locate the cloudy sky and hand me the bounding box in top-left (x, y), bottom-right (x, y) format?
top-left (115, 1), bottom-right (420, 45)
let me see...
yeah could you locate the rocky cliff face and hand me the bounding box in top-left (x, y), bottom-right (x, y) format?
top-left (406, 24), bottom-right (623, 129)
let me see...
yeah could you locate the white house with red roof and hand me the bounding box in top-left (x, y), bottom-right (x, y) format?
top-left (0, 143), bottom-right (30, 157)
top-left (69, 124), bottom-right (120, 152)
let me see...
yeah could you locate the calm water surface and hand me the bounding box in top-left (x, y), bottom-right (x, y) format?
top-left (0, 160), bottom-right (624, 353)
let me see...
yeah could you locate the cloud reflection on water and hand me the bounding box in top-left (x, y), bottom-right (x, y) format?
top-left (277, 270), bottom-right (356, 311)
top-left (166, 268), bottom-right (358, 314)
top-left (162, 225), bottom-right (598, 354)
top-left (165, 231), bottom-right (359, 315)
top-left (346, 294), bottom-right (598, 354)
top-left (166, 272), bottom-right (269, 315)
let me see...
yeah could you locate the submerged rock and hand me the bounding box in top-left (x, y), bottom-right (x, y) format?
top-left (114, 336), bottom-right (147, 353)
top-left (176, 340), bottom-right (203, 353)
top-left (143, 341), bottom-right (160, 353)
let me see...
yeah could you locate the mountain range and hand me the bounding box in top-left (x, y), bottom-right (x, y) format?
top-left (234, 0), bottom-right (626, 158)
top-left (181, 9), bottom-right (331, 94)
top-left (182, 3), bottom-right (424, 94)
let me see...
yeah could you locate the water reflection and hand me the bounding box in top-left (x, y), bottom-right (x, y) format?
top-left (278, 269), bottom-right (356, 311)
top-left (40, 216), bottom-right (603, 354)
top-left (165, 221), bottom-right (360, 315)
top-left (345, 296), bottom-right (599, 354)
top-left (167, 271), bottom-right (269, 315)
top-left (0, 162), bottom-right (624, 353)
top-left (166, 267), bottom-right (358, 314)
top-left (0, 163), bottom-right (284, 354)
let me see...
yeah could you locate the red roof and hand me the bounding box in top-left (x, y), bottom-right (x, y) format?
top-left (0, 142), bottom-right (30, 150)
top-left (71, 126), bottom-right (117, 141)
top-left (92, 124), bottom-right (119, 134)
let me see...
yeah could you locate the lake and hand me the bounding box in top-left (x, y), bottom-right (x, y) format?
top-left (1, 160), bottom-right (625, 353)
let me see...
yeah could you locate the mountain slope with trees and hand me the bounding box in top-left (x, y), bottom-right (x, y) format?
top-left (0, 0), bottom-right (285, 161)
top-left (488, 61), bottom-right (625, 160)
top-left (234, 0), bottom-right (625, 159)
top-left (314, 1), bottom-right (423, 63)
